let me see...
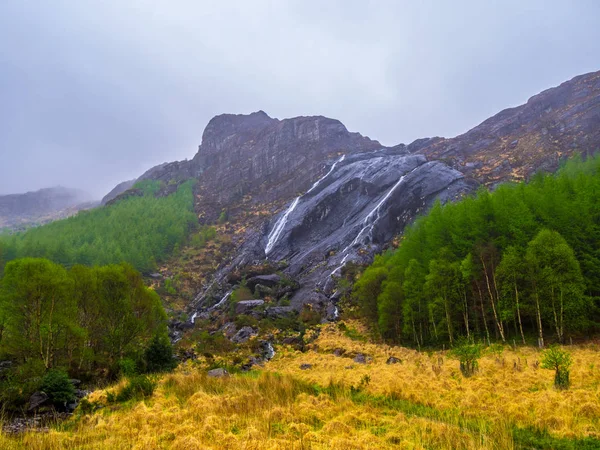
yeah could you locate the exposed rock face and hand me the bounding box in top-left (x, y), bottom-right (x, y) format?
top-left (100, 179), bottom-right (136, 205)
top-left (231, 326), bottom-right (258, 344)
top-left (0, 186), bottom-right (97, 230)
top-left (411, 71), bottom-right (600, 185)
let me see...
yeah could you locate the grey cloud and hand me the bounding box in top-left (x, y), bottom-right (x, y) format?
top-left (0, 0), bottom-right (598, 197)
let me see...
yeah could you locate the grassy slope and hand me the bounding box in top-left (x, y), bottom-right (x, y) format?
top-left (2, 323), bottom-right (600, 449)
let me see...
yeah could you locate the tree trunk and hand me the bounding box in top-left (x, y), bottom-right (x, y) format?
top-left (477, 284), bottom-right (491, 345)
top-left (480, 255), bottom-right (506, 342)
top-left (514, 279), bottom-right (526, 345)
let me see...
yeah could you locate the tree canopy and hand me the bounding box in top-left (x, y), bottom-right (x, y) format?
top-left (352, 155), bottom-right (600, 346)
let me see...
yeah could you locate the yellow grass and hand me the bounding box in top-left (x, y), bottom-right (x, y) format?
top-left (1, 322), bottom-right (598, 449)
top-left (269, 323), bottom-right (600, 439)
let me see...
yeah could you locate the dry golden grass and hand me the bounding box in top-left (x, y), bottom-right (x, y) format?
top-left (269, 322), bottom-right (600, 439)
top-left (1, 322), bottom-right (598, 449)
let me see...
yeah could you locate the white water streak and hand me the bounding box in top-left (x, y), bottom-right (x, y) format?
top-left (265, 155), bottom-right (345, 255)
top-left (209, 290), bottom-right (232, 312)
top-left (343, 168), bottom-right (416, 253)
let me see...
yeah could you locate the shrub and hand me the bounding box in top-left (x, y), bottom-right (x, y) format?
top-left (118, 358), bottom-right (138, 377)
top-left (41, 369), bottom-right (76, 408)
top-left (541, 346), bottom-right (572, 389)
top-left (144, 334), bottom-right (177, 373)
top-left (450, 340), bottom-right (483, 377)
top-left (116, 375), bottom-right (156, 402)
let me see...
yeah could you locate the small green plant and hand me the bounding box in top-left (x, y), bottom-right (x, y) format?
top-left (450, 339), bottom-right (482, 377)
top-left (541, 345), bottom-right (572, 390)
top-left (41, 369), bottom-right (76, 408)
top-left (164, 278), bottom-right (177, 295)
top-left (218, 209), bottom-right (228, 224)
top-left (351, 374), bottom-right (371, 394)
top-left (116, 375), bottom-right (156, 402)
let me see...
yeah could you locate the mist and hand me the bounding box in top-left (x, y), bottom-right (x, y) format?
top-left (1, 0), bottom-right (599, 198)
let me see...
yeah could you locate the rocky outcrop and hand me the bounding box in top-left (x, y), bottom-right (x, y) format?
top-left (410, 71), bottom-right (600, 185)
top-left (100, 179), bottom-right (136, 205)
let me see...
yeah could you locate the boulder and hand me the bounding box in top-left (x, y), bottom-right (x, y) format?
top-left (247, 274), bottom-right (281, 291)
top-left (207, 368), bottom-right (229, 378)
top-left (386, 356), bottom-right (402, 365)
top-left (258, 341), bottom-right (275, 360)
top-left (28, 392), bottom-right (50, 411)
top-left (231, 326), bottom-right (258, 344)
top-left (333, 348), bottom-right (346, 357)
top-left (265, 306), bottom-right (295, 319)
top-left (220, 322), bottom-right (237, 339)
top-left (235, 300), bottom-right (265, 315)
top-left (300, 364), bottom-right (312, 370)
top-left (353, 353), bottom-right (371, 364)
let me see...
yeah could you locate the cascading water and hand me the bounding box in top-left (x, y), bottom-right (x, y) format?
top-left (265, 155), bottom-right (345, 255)
top-left (344, 167), bottom-right (417, 253)
top-left (209, 290), bottom-right (232, 312)
top-left (331, 166), bottom-right (418, 278)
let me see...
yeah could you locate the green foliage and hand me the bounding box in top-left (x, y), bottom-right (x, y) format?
top-left (190, 225), bottom-right (217, 249)
top-left (118, 358), bottom-right (138, 377)
top-left (450, 340), bottom-right (483, 377)
top-left (0, 258), bottom-right (168, 405)
top-left (144, 334), bottom-right (176, 373)
top-left (116, 375), bottom-right (156, 402)
top-left (218, 209), bottom-right (229, 224)
top-left (353, 155), bottom-right (600, 347)
top-left (0, 180), bottom-right (197, 272)
top-left (133, 179), bottom-right (163, 196)
top-left (195, 331), bottom-right (235, 355)
top-left (541, 346), bottom-right (573, 389)
top-left (41, 369), bottom-right (76, 407)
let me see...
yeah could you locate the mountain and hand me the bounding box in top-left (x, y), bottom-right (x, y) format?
top-left (409, 70), bottom-right (600, 185)
top-left (103, 70), bottom-right (600, 321)
top-left (0, 186), bottom-right (97, 231)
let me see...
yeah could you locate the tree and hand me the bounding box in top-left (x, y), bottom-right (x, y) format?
top-left (541, 346), bottom-right (572, 389)
top-left (526, 229), bottom-right (587, 344)
top-left (144, 334), bottom-right (176, 373)
top-left (0, 258), bottom-right (75, 369)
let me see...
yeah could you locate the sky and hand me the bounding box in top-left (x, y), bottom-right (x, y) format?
top-left (1, 1), bottom-right (599, 198)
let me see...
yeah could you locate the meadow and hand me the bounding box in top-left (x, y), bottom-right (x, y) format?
top-left (1, 322), bottom-right (599, 449)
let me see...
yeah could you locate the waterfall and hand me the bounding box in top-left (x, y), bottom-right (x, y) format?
top-left (343, 167), bottom-right (416, 253)
top-left (331, 166), bottom-right (417, 279)
top-left (209, 290), bottom-right (232, 311)
top-left (190, 312), bottom-right (198, 324)
top-left (306, 154), bottom-right (345, 194)
top-left (265, 154), bottom-right (345, 255)
top-left (265, 197), bottom-right (300, 255)
top-left (329, 254), bottom-right (350, 277)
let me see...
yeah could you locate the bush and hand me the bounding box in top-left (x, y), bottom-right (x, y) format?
top-left (118, 358), bottom-right (137, 377)
top-left (450, 340), bottom-right (482, 377)
top-left (41, 369), bottom-right (76, 408)
top-left (144, 334), bottom-right (177, 373)
top-left (116, 375), bottom-right (156, 402)
top-left (541, 346), bottom-right (572, 389)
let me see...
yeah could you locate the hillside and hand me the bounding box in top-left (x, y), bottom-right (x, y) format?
top-left (0, 186), bottom-right (96, 231)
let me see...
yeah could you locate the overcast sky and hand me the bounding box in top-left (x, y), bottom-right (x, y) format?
top-left (1, 0), bottom-right (599, 198)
